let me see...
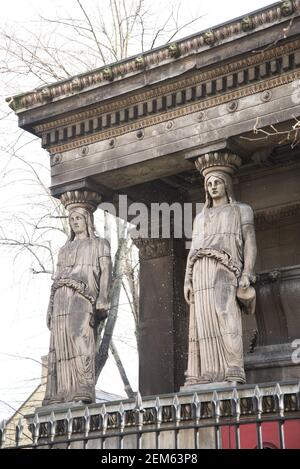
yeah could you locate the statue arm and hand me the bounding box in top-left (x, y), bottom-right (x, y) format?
top-left (240, 205), bottom-right (257, 288)
top-left (46, 251), bottom-right (63, 330)
top-left (184, 215), bottom-right (200, 304)
top-left (96, 240), bottom-right (112, 319)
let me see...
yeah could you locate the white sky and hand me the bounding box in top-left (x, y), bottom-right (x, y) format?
top-left (0, 0), bottom-right (276, 422)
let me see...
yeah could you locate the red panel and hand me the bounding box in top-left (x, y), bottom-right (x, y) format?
top-left (221, 420), bottom-right (300, 449)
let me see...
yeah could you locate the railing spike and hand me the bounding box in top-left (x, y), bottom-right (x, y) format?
top-left (155, 396), bottom-right (162, 426)
top-left (135, 391), bottom-right (144, 412)
top-left (118, 402), bottom-right (126, 432)
top-left (100, 404), bottom-right (108, 432)
top-left (119, 401), bottom-right (125, 414)
top-left (33, 413), bottom-right (40, 445)
top-left (253, 385), bottom-right (263, 417)
top-left (0, 420), bottom-right (6, 449)
top-left (231, 388), bottom-right (241, 419)
top-left (155, 396), bottom-right (161, 410)
top-left (212, 390), bottom-right (220, 418)
top-left (192, 392), bottom-right (201, 421)
top-left (274, 383), bottom-right (284, 416)
top-left (49, 411), bottom-right (56, 443)
top-left (173, 394), bottom-right (181, 424)
top-left (84, 406), bottom-right (90, 438)
top-left (15, 417), bottom-right (24, 447)
top-left (66, 408), bottom-right (73, 440)
top-left (192, 392), bottom-right (200, 406)
top-left (254, 385), bottom-right (261, 398)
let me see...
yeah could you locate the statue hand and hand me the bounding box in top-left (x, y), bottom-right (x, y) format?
top-left (239, 273), bottom-right (250, 289)
top-left (96, 298), bottom-right (110, 320)
top-left (184, 280), bottom-right (194, 305)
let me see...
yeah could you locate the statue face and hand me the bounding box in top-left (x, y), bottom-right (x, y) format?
top-left (69, 212), bottom-right (87, 236)
top-left (206, 176), bottom-right (226, 200)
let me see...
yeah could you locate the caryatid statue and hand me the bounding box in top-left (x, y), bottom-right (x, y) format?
top-left (184, 153), bottom-right (257, 385)
top-left (43, 191), bottom-right (112, 405)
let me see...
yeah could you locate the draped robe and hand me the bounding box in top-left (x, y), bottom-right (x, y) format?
top-left (187, 202), bottom-right (252, 384)
top-left (43, 237), bottom-right (110, 405)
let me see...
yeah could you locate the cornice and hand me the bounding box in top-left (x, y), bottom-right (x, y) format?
top-left (33, 38), bottom-right (300, 134)
top-left (6, 1), bottom-right (299, 114)
top-left (46, 69), bottom-right (300, 155)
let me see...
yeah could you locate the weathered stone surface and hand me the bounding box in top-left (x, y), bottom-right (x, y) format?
top-left (184, 151), bottom-right (257, 386)
top-left (43, 191), bottom-right (112, 406)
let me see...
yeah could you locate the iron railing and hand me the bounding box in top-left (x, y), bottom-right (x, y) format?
top-left (1, 382), bottom-right (300, 449)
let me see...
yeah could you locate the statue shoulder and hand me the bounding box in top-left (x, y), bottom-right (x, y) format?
top-left (236, 202), bottom-right (255, 225)
top-left (193, 209), bottom-right (204, 226)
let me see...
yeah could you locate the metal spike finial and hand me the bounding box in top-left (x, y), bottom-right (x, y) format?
top-left (173, 395), bottom-right (181, 423)
top-left (155, 397), bottom-right (162, 425)
top-left (15, 417), bottom-right (24, 447)
top-left (33, 413), bottom-right (40, 445)
top-left (100, 404), bottom-right (108, 432)
top-left (49, 411), bottom-right (56, 442)
top-left (134, 392), bottom-right (144, 432)
top-left (119, 401), bottom-right (125, 414)
top-left (231, 388), bottom-right (241, 419)
top-left (0, 420), bottom-right (6, 449)
top-left (118, 402), bottom-right (126, 432)
top-left (192, 393), bottom-right (201, 421)
top-left (212, 390), bottom-right (221, 418)
top-left (66, 408), bottom-right (73, 439)
top-left (274, 383), bottom-right (284, 416)
top-left (84, 407), bottom-right (90, 438)
top-left (134, 391), bottom-right (144, 412)
top-left (253, 385), bottom-right (263, 416)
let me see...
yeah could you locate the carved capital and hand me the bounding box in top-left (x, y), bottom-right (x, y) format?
top-left (195, 151), bottom-right (242, 177)
top-left (60, 190), bottom-right (101, 213)
top-left (133, 238), bottom-right (174, 260)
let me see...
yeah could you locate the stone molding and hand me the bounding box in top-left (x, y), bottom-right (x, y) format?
top-left (7, 1), bottom-right (299, 113)
top-left (34, 38), bottom-right (300, 135)
top-left (45, 69), bottom-right (300, 155)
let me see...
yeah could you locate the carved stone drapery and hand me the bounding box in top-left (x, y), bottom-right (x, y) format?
top-left (184, 150), bottom-right (256, 386)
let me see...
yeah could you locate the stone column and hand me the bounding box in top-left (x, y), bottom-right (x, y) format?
top-left (134, 237), bottom-right (188, 396)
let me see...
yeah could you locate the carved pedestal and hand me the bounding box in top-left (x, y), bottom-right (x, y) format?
top-left (245, 265), bottom-right (300, 383)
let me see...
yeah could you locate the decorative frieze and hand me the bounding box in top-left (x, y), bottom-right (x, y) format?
top-left (34, 38), bottom-right (300, 135)
top-left (6, 1), bottom-right (299, 114)
top-left (45, 69), bottom-right (300, 155)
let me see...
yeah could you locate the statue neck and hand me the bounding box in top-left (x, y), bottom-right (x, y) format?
top-left (74, 232), bottom-right (88, 240)
top-left (212, 196), bottom-right (229, 208)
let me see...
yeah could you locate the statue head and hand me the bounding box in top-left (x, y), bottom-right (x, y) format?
top-left (204, 170), bottom-right (235, 208)
top-left (68, 207), bottom-right (96, 241)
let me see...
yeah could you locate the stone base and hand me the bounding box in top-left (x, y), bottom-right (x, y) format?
top-left (245, 343), bottom-right (300, 383)
top-left (34, 401), bottom-right (86, 417)
top-left (180, 381), bottom-right (239, 393)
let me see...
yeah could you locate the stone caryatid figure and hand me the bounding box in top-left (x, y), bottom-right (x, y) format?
top-left (184, 153), bottom-right (257, 385)
top-left (43, 191), bottom-right (112, 405)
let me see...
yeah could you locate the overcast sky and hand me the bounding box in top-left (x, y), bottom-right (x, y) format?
top-left (0, 0), bottom-right (276, 422)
